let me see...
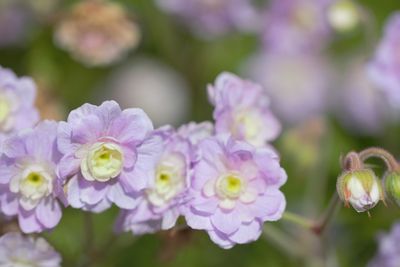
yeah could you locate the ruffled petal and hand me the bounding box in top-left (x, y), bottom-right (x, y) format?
top-left (36, 197), bottom-right (62, 229)
top-left (210, 208), bottom-right (241, 235)
top-left (228, 220), bottom-right (262, 244)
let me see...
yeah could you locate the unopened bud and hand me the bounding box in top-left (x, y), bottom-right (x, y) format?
top-left (384, 171), bottom-right (400, 207)
top-left (337, 169), bottom-right (382, 212)
top-left (328, 0), bottom-right (360, 32)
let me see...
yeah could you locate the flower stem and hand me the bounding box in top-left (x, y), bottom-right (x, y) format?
top-left (281, 211), bottom-right (315, 229)
top-left (281, 191), bottom-right (341, 236)
top-left (359, 147), bottom-right (400, 172)
top-left (311, 192), bottom-right (341, 235)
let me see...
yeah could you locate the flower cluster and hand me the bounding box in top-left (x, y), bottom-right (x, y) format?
top-left (0, 67), bottom-right (286, 249)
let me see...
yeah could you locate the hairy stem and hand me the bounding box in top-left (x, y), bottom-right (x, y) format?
top-left (359, 147), bottom-right (399, 172)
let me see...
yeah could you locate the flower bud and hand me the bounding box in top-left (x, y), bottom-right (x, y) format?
top-left (328, 0), bottom-right (360, 33)
top-left (384, 171), bottom-right (400, 207)
top-left (337, 169), bottom-right (382, 212)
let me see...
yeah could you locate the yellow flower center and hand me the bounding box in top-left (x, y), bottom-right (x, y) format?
top-left (147, 153), bottom-right (186, 207)
top-left (216, 174), bottom-right (245, 199)
top-left (24, 172), bottom-right (45, 187)
top-left (83, 142), bottom-right (124, 182)
top-left (156, 171), bottom-right (172, 188)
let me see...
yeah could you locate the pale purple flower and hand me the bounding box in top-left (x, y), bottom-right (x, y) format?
top-left (156, 0), bottom-right (260, 38)
top-left (263, 0), bottom-right (332, 53)
top-left (0, 121), bottom-right (62, 233)
top-left (184, 135), bottom-right (287, 249)
top-left (0, 232), bottom-right (61, 267)
top-left (177, 121), bottom-right (214, 163)
top-left (368, 222), bottom-right (400, 267)
top-left (333, 59), bottom-right (391, 135)
top-left (116, 126), bottom-right (191, 234)
top-left (57, 100), bottom-right (162, 213)
top-left (245, 51), bottom-right (330, 124)
top-left (208, 72), bottom-right (281, 147)
top-left (0, 66), bottom-right (39, 138)
top-left (368, 13), bottom-right (400, 107)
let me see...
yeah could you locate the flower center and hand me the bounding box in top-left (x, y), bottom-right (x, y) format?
top-left (216, 173), bottom-right (246, 199)
top-left (10, 164), bottom-right (54, 210)
top-left (147, 153), bottom-right (186, 207)
top-left (0, 95), bottom-right (10, 123)
top-left (83, 142), bottom-right (124, 182)
top-left (234, 110), bottom-right (262, 140)
top-left (25, 172), bottom-right (44, 186)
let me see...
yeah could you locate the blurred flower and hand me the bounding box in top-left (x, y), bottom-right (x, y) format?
top-left (116, 126), bottom-right (191, 234)
top-left (368, 222), bottom-right (400, 267)
top-left (327, 0), bottom-right (360, 33)
top-left (208, 72), bottom-right (281, 147)
top-left (55, 0), bottom-right (140, 66)
top-left (337, 169), bottom-right (382, 212)
top-left (57, 101), bottom-right (162, 213)
top-left (262, 0), bottom-right (332, 53)
top-left (245, 51), bottom-right (330, 124)
top-left (333, 59), bottom-right (391, 135)
top-left (0, 66), bottom-right (39, 139)
top-left (184, 135), bottom-right (286, 249)
top-left (103, 58), bottom-right (190, 127)
top-left (0, 232), bottom-right (61, 267)
top-left (0, 2), bottom-right (32, 47)
top-left (0, 121), bottom-right (63, 233)
top-left (368, 12), bottom-right (400, 107)
top-left (156, 0), bottom-right (260, 38)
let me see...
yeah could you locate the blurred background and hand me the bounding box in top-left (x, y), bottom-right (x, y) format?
top-left (1, 0), bottom-right (400, 266)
